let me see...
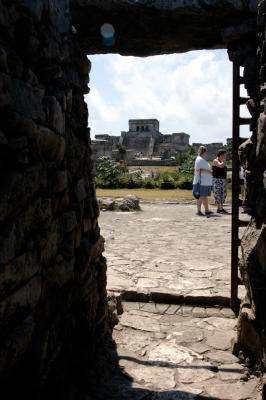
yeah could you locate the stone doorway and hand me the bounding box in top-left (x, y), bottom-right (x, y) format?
top-left (1, 0), bottom-right (263, 397)
top-left (89, 51), bottom-right (250, 308)
top-left (88, 48), bottom-right (258, 398)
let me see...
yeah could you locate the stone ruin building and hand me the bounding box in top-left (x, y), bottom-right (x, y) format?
top-left (92, 119), bottom-right (229, 163)
top-left (1, 0), bottom-right (266, 398)
top-left (92, 118), bottom-right (190, 161)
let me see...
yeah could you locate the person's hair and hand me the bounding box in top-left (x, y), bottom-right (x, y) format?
top-left (198, 145), bottom-right (207, 156)
top-left (217, 149), bottom-right (226, 157)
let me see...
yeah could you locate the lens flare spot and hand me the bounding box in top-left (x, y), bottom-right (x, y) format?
top-left (100, 23), bottom-right (116, 46)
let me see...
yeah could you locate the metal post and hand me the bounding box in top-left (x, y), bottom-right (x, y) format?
top-left (231, 63), bottom-right (240, 309)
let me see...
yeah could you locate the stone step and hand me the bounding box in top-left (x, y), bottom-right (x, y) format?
top-left (108, 288), bottom-right (241, 309)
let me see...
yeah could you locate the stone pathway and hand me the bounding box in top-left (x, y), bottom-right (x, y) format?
top-left (100, 203), bottom-right (246, 306)
top-left (91, 203), bottom-right (259, 400)
top-left (87, 301), bottom-right (261, 400)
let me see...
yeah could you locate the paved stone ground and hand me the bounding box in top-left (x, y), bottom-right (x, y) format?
top-left (100, 203), bottom-right (247, 306)
top-left (90, 203), bottom-right (260, 400)
top-left (86, 301), bottom-right (261, 400)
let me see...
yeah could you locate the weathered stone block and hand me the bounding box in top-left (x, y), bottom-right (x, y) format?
top-left (83, 218), bottom-right (92, 233)
top-left (0, 46), bottom-right (8, 73)
top-left (255, 188), bottom-right (266, 220)
top-left (9, 79), bottom-right (45, 121)
top-left (0, 314), bottom-right (34, 376)
top-left (0, 251), bottom-right (40, 297)
top-left (62, 211), bottom-right (77, 233)
top-left (260, 65), bottom-right (266, 83)
top-left (0, 276), bottom-right (41, 321)
top-left (46, 0), bottom-right (70, 33)
top-left (0, 197), bottom-right (52, 265)
top-left (0, 165), bottom-right (44, 223)
top-left (74, 225), bottom-right (82, 248)
top-left (42, 258), bottom-right (74, 294)
top-left (0, 73), bottom-right (11, 108)
top-left (36, 126), bottom-right (66, 161)
top-left (39, 65), bottom-right (63, 83)
top-left (235, 306), bottom-right (262, 363)
top-left (41, 221), bottom-right (62, 266)
top-left (52, 191), bottom-right (70, 213)
top-left (0, 225), bottom-right (16, 264)
top-left (43, 96), bottom-right (65, 135)
top-left (0, 129), bottom-right (8, 145)
top-left (50, 170), bottom-right (68, 193)
top-left (255, 225), bottom-right (266, 276)
top-left (9, 136), bottom-right (28, 151)
top-left (263, 170), bottom-right (266, 190)
top-left (66, 89), bottom-right (72, 112)
top-left (25, 69), bottom-right (39, 86)
top-left (20, 0), bottom-right (44, 20)
top-left (75, 178), bottom-right (87, 201)
top-left (256, 113), bottom-right (266, 160)
top-left (3, 112), bottom-right (38, 138)
top-left (0, 1), bottom-right (9, 29)
top-left (6, 51), bottom-right (23, 79)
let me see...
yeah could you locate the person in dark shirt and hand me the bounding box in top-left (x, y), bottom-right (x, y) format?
top-left (212, 149), bottom-right (228, 214)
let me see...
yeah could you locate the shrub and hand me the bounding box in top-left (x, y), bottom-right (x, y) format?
top-left (176, 147), bottom-right (195, 179)
top-left (143, 178), bottom-right (158, 189)
top-left (118, 172), bottom-right (143, 188)
top-left (176, 181), bottom-right (193, 190)
top-left (95, 156), bottom-right (128, 188)
top-left (159, 174), bottom-right (176, 189)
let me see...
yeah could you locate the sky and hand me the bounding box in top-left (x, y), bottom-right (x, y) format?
top-left (85, 49), bottom-right (249, 144)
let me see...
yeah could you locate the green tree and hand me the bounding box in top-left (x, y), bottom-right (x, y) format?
top-left (96, 156), bottom-right (128, 188)
top-left (177, 147), bottom-right (195, 177)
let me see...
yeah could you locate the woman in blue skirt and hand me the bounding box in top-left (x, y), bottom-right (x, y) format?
top-left (192, 146), bottom-right (213, 216)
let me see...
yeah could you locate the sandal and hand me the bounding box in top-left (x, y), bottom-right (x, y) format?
top-left (196, 211), bottom-right (204, 216)
top-left (205, 211), bottom-right (214, 215)
top-left (221, 209), bottom-right (229, 214)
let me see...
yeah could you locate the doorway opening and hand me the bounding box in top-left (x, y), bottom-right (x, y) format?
top-left (87, 50), bottom-right (251, 310)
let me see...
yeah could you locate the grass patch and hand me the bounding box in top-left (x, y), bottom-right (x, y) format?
top-left (97, 188), bottom-right (193, 202)
top-left (97, 187), bottom-right (232, 203)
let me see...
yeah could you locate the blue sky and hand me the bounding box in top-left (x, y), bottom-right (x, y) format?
top-left (85, 50), bottom-right (249, 144)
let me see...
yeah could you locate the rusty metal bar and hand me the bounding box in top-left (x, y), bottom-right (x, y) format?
top-left (238, 219), bottom-right (249, 227)
top-left (238, 117), bottom-right (251, 125)
top-left (239, 97), bottom-right (249, 105)
top-left (231, 63), bottom-right (240, 309)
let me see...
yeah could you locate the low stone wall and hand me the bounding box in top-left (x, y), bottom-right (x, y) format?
top-left (0, 0), bottom-right (107, 396)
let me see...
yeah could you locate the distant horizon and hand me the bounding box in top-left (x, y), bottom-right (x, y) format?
top-left (86, 50), bottom-right (250, 144)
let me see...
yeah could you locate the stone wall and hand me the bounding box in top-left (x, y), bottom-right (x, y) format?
top-left (2, 0), bottom-right (266, 397)
top-left (0, 0), bottom-right (107, 396)
top-left (233, 0), bottom-right (266, 375)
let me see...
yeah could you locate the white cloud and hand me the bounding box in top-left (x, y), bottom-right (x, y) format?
top-left (85, 87), bottom-right (119, 123)
top-left (86, 51), bottom-right (250, 143)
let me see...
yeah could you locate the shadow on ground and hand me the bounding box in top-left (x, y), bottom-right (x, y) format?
top-left (82, 336), bottom-right (225, 400)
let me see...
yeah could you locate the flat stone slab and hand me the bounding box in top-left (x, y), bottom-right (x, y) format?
top-left (100, 203), bottom-right (247, 306)
top-left (89, 302), bottom-right (261, 400)
top-left (115, 304), bottom-right (261, 399)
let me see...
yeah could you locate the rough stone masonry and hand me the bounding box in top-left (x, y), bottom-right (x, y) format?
top-left (0, 0), bottom-right (266, 398)
top-left (0, 0), bottom-right (107, 397)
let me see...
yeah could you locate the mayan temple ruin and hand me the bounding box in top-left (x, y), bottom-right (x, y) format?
top-left (92, 119), bottom-right (224, 162)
